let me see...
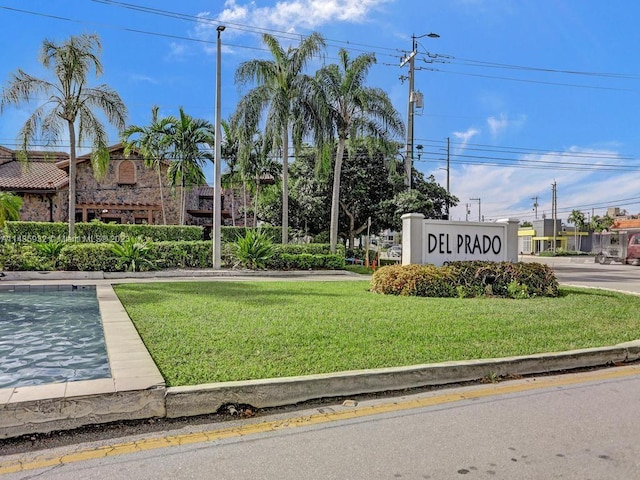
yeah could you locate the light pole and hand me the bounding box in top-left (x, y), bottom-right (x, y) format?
top-left (470, 197), bottom-right (481, 222)
top-left (213, 25), bottom-right (225, 269)
top-left (400, 32), bottom-right (439, 190)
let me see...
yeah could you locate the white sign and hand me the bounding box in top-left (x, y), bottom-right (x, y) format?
top-left (402, 215), bottom-right (519, 266)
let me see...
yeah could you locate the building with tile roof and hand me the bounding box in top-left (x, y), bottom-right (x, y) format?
top-left (0, 144), bottom-right (246, 229)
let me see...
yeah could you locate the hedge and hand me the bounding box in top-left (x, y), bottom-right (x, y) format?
top-left (2, 221), bottom-right (203, 243)
top-left (370, 261), bottom-right (559, 298)
top-left (0, 240), bottom-right (344, 272)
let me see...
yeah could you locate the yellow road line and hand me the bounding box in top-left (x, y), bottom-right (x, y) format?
top-left (2, 364), bottom-right (639, 476)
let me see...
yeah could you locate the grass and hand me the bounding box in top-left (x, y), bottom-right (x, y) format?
top-left (113, 281), bottom-right (640, 387)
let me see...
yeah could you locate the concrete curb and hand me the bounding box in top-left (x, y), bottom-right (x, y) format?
top-left (164, 343), bottom-right (640, 418)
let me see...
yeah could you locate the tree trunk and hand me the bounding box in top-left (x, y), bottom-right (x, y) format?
top-left (329, 138), bottom-right (346, 253)
top-left (67, 121), bottom-right (77, 238)
top-left (157, 165), bottom-right (167, 225)
top-left (254, 174), bottom-right (260, 228)
top-left (243, 180), bottom-right (248, 228)
top-left (281, 128), bottom-right (289, 244)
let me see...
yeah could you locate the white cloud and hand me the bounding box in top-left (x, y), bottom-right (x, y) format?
top-left (191, 0), bottom-right (391, 53)
top-left (129, 74), bottom-right (159, 85)
top-left (452, 127), bottom-right (480, 153)
top-left (486, 113), bottom-right (526, 137)
top-left (446, 146), bottom-right (633, 222)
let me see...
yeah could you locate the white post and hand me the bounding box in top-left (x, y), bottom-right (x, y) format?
top-left (213, 25), bottom-right (225, 269)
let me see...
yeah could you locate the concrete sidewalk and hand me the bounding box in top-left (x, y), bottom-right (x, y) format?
top-left (2, 268), bottom-right (639, 439)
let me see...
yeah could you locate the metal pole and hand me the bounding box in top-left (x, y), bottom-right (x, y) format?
top-left (446, 137), bottom-right (450, 219)
top-left (404, 35), bottom-right (415, 190)
top-left (213, 25), bottom-right (225, 269)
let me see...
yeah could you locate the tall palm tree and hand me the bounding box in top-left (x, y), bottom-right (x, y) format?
top-left (234, 32), bottom-right (325, 244)
top-left (313, 49), bottom-right (404, 252)
top-left (0, 192), bottom-right (23, 227)
top-left (568, 209), bottom-right (586, 252)
top-left (121, 105), bottom-right (173, 224)
top-left (164, 107), bottom-right (215, 225)
top-left (0, 34), bottom-right (126, 237)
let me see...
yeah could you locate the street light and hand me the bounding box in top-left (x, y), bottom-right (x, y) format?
top-left (400, 32), bottom-right (439, 190)
top-left (213, 25), bottom-right (225, 269)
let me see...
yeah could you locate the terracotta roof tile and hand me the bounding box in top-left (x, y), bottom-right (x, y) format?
top-left (0, 161), bottom-right (68, 191)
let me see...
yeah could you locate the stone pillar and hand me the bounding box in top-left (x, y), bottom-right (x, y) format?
top-left (496, 218), bottom-right (520, 262)
top-left (401, 213), bottom-right (425, 265)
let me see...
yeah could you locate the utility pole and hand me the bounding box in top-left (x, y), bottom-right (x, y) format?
top-left (446, 137), bottom-right (450, 219)
top-left (465, 203), bottom-right (471, 221)
top-left (551, 181), bottom-right (557, 253)
top-left (470, 197), bottom-right (481, 222)
top-left (400, 32), bottom-right (439, 190)
top-left (532, 196), bottom-right (539, 220)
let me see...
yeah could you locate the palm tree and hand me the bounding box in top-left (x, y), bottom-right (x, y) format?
top-left (164, 107), bottom-right (215, 225)
top-left (567, 209), bottom-right (586, 252)
top-left (0, 34), bottom-right (126, 237)
top-left (313, 49), bottom-right (404, 253)
top-left (234, 32), bottom-right (325, 244)
top-left (121, 106), bottom-right (173, 224)
top-left (0, 192), bottom-right (23, 227)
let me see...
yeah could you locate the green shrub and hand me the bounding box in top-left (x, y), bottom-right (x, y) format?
top-left (232, 229), bottom-right (275, 269)
top-left (3, 221), bottom-right (203, 243)
top-left (1, 244), bottom-right (53, 271)
top-left (33, 241), bottom-right (65, 268)
top-left (264, 253), bottom-right (346, 270)
top-left (111, 237), bottom-right (156, 272)
top-left (370, 264), bottom-right (456, 297)
top-left (57, 243), bottom-right (119, 271)
top-left (151, 241), bottom-right (213, 269)
top-left (371, 261), bottom-right (558, 298)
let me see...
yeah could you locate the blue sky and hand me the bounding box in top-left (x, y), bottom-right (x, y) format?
top-left (1, 0), bottom-right (639, 224)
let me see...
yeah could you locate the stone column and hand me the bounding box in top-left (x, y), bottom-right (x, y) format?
top-left (496, 218), bottom-right (520, 262)
top-left (401, 212), bottom-right (425, 265)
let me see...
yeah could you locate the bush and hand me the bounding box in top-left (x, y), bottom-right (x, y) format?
top-left (3, 221), bottom-right (203, 243)
top-left (264, 253), bottom-right (345, 270)
top-left (232, 229), bottom-right (275, 269)
top-left (57, 243), bottom-right (119, 271)
top-left (371, 261), bottom-right (559, 298)
top-left (151, 241), bottom-right (213, 269)
top-left (111, 237), bottom-right (156, 272)
top-left (370, 264), bottom-right (456, 297)
top-left (1, 244), bottom-right (54, 271)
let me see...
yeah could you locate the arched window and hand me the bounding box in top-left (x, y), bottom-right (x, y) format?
top-left (118, 160), bottom-right (136, 184)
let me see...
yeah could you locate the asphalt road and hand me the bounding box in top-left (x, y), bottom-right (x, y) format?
top-left (2, 366), bottom-right (640, 479)
top-left (2, 259), bottom-right (640, 479)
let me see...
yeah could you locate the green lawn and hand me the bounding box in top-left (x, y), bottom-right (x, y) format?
top-left (113, 281), bottom-right (640, 387)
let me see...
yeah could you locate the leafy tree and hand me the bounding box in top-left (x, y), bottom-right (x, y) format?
top-left (121, 105), bottom-right (173, 224)
top-left (234, 32), bottom-right (325, 244)
top-left (378, 172), bottom-right (459, 232)
top-left (0, 192), bottom-right (22, 227)
top-left (336, 145), bottom-right (401, 247)
top-left (0, 34), bottom-right (127, 237)
top-left (164, 107), bottom-right (215, 225)
top-left (312, 49), bottom-right (404, 253)
top-left (521, 221), bottom-right (533, 228)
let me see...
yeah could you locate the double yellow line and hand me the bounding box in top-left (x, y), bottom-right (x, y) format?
top-left (2, 364), bottom-right (639, 476)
